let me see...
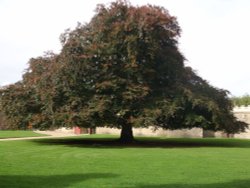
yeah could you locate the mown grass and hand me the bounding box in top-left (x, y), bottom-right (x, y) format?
top-left (1, 135), bottom-right (250, 188)
top-left (0, 130), bottom-right (47, 139)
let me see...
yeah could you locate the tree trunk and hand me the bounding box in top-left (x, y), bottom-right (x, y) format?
top-left (119, 123), bottom-right (134, 143)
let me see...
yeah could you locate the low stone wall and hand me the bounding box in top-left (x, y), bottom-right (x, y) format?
top-left (96, 106), bottom-right (250, 139)
top-left (55, 106), bottom-right (250, 138)
top-left (96, 127), bottom-right (203, 138)
top-left (56, 127), bottom-right (74, 134)
top-left (233, 106), bottom-right (250, 139)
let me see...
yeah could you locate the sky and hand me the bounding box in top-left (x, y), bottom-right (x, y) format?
top-left (0, 0), bottom-right (250, 96)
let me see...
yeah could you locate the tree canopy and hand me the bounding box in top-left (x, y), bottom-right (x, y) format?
top-left (0, 1), bottom-right (247, 142)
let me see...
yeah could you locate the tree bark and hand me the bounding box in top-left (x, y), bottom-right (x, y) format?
top-left (119, 123), bottom-right (134, 143)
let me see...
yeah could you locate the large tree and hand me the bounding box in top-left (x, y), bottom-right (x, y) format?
top-left (57, 1), bottom-right (247, 142)
top-left (0, 1), bottom-right (247, 142)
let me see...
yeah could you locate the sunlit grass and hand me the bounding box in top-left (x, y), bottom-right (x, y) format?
top-left (1, 135), bottom-right (250, 187)
top-left (0, 130), bottom-right (47, 139)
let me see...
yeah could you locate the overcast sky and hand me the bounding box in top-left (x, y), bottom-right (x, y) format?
top-left (0, 0), bottom-right (249, 96)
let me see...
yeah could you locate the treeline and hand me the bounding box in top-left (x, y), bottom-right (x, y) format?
top-left (231, 94), bottom-right (250, 106)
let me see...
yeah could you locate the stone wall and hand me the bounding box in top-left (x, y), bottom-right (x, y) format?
top-left (96, 106), bottom-right (250, 139)
top-left (96, 127), bottom-right (203, 138)
top-left (233, 106), bottom-right (250, 139)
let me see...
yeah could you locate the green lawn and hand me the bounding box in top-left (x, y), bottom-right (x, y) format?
top-left (0, 130), bottom-right (47, 139)
top-left (1, 135), bottom-right (250, 187)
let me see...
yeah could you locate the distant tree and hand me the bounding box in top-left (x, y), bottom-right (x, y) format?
top-left (231, 94), bottom-right (250, 106)
top-left (0, 53), bottom-right (62, 130)
top-left (0, 1), bottom-right (247, 142)
top-left (0, 82), bottom-right (42, 129)
top-left (22, 53), bottom-right (59, 129)
top-left (0, 112), bottom-right (8, 130)
top-left (22, 52), bottom-right (75, 129)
